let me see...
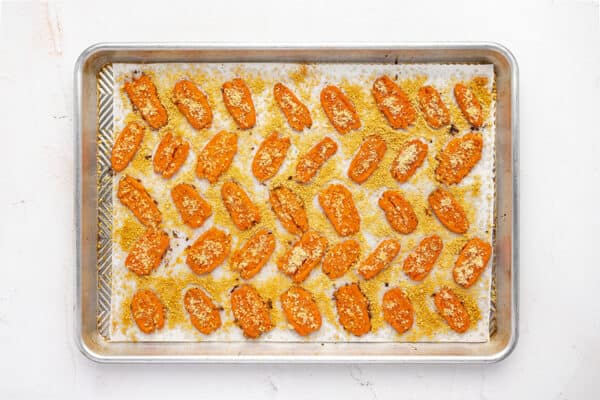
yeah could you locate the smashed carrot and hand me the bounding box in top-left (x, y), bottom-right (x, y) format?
top-left (153, 131), bottom-right (190, 178)
top-left (123, 73), bottom-right (168, 129)
top-left (195, 130), bottom-right (238, 183)
top-left (453, 238), bottom-right (492, 288)
top-left (428, 188), bottom-right (469, 234)
top-left (183, 287), bottom-right (221, 335)
top-left (117, 175), bottom-right (162, 227)
top-left (280, 286), bottom-right (322, 336)
top-left (417, 85), bottom-right (450, 129)
top-left (269, 186), bottom-right (308, 235)
top-left (221, 181), bottom-right (261, 230)
top-left (334, 283), bottom-right (370, 336)
top-left (372, 76), bottom-right (416, 129)
top-left (111, 121), bottom-right (145, 172)
top-left (358, 238), bottom-right (401, 280)
top-left (274, 83), bottom-right (312, 131)
top-left (391, 139), bottom-right (428, 183)
top-left (435, 133), bottom-right (483, 185)
top-left (130, 289), bottom-right (165, 334)
top-left (382, 287), bottom-right (414, 334)
top-left (454, 83), bottom-right (483, 127)
top-left (230, 229), bottom-right (276, 279)
top-left (434, 287), bottom-right (471, 333)
top-left (403, 235), bottom-right (443, 281)
top-left (172, 79), bottom-right (213, 130)
top-left (295, 137), bottom-right (338, 183)
top-left (322, 239), bottom-right (360, 279)
top-left (186, 227), bottom-right (231, 275)
top-left (277, 231), bottom-right (327, 283)
top-left (251, 131), bottom-right (291, 182)
top-left (347, 134), bottom-right (387, 183)
top-left (320, 85), bottom-right (361, 134)
top-left (230, 284), bottom-right (273, 338)
top-left (222, 78), bottom-right (256, 129)
top-left (318, 184), bottom-right (360, 237)
top-left (378, 190), bottom-right (418, 234)
top-left (125, 228), bottom-right (169, 276)
top-left (170, 183), bottom-right (212, 229)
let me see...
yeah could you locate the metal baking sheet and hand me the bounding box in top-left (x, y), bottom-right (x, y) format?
top-left (75, 43), bottom-right (518, 363)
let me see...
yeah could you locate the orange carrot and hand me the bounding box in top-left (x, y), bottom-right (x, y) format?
top-left (117, 175), bottom-right (162, 227)
top-left (382, 287), bottom-right (414, 334)
top-left (274, 83), bottom-right (312, 131)
top-left (230, 284), bottom-right (273, 338)
top-left (295, 137), bottom-right (338, 183)
top-left (277, 231), bottom-right (327, 283)
top-left (417, 85), bottom-right (450, 129)
top-left (195, 130), bottom-right (238, 183)
top-left (125, 228), bottom-right (169, 276)
top-left (222, 78), bottom-right (256, 129)
top-left (111, 121), bottom-right (145, 172)
top-left (280, 286), bottom-right (322, 336)
top-left (358, 238), bottom-right (401, 280)
top-left (403, 235), bottom-right (443, 281)
top-left (454, 83), bottom-right (483, 127)
top-left (453, 238), bottom-right (492, 288)
top-left (318, 184), bottom-right (360, 237)
top-left (322, 239), bottom-right (361, 279)
top-left (372, 76), bottom-right (416, 129)
top-left (434, 287), bottom-right (471, 333)
top-left (186, 227), bottom-right (231, 275)
top-left (435, 133), bottom-right (483, 185)
top-left (269, 186), bottom-right (309, 235)
top-left (390, 139), bottom-right (428, 183)
top-left (170, 183), bottom-right (212, 228)
top-left (251, 131), bottom-right (291, 182)
top-left (428, 188), bottom-right (469, 234)
top-left (153, 131), bottom-right (190, 178)
top-left (130, 289), bottom-right (165, 334)
top-left (334, 283), bottom-right (370, 336)
top-left (184, 287), bottom-right (221, 335)
top-left (347, 134), bottom-right (387, 183)
top-left (320, 85), bottom-right (361, 134)
top-left (123, 73), bottom-right (168, 129)
top-left (221, 181), bottom-right (261, 230)
top-left (230, 229), bottom-right (276, 279)
top-left (172, 79), bottom-right (213, 129)
top-left (378, 190), bottom-right (418, 234)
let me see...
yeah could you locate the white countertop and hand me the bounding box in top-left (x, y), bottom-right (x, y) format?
top-left (0, 1), bottom-right (599, 399)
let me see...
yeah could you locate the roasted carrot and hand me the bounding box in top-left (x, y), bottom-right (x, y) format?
top-left (320, 85), bottom-right (361, 134)
top-left (111, 121), bottom-right (145, 172)
top-left (269, 186), bottom-right (308, 235)
top-left (434, 287), bottom-right (471, 333)
top-left (125, 228), bottom-right (169, 276)
top-left (334, 283), bottom-right (370, 336)
top-left (172, 79), bottom-right (213, 130)
top-left (428, 188), bottom-right (469, 234)
top-left (230, 229), bottom-right (276, 279)
top-left (170, 183), bottom-right (212, 228)
top-left (372, 76), bottom-right (416, 129)
top-left (123, 73), bottom-right (168, 129)
top-left (358, 238), bottom-right (401, 280)
top-left (382, 287), bottom-right (414, 334)
top-left (153, 131), bottom-right (190, 178)
top-left (435, 133), bottom-right (483, 185)
top-left (184, 287), bottom-right (221, 335)
top-left (222, 78), bottom-right (256, 129)
top-left (280, 286), bottom-right (322, 336)
top-left (251, 131), bottom-right (291, 182)
top-left (117, 175), bottom-right (162, 227)
top-left (417, 85), bottom-right (450, 129)
top-left (277, 231), bottom-right (327, 283)
top-left (454, 83), bottom-right (483, 127)
top-left (295, 137), bottom-right (338, 183)
top-left (453, 238), bottom-right (492, 288)
top-left (274, 83), bottom-right (312, 131)
top-left (318, 184), bottom-right (360, 237)
top-left (322, 239), bottom-right (361, 279)
top-left (390, 139), bottom-right (428, 183)
top-left (195, 130), bottom-right (238, 183)
top-left (347, 134), bottom-right (387, 183)
top-left (230, 284), bottom-right (273, 338)
top-left (378, 190), bottom-right (418, 234)
top-left (221, 181), bottom-right (261, 230)
top-left (130, 289), bottom-right (165, 334)
top-left (186, 227), bottom-right (231, 275)
top-left (403, 235), bottom-right (443, 281)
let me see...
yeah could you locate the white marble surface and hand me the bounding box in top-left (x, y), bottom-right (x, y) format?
top-left (0, 0), bottom-right (599, 399)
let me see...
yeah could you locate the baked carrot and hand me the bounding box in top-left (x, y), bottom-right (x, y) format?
top-left (357, 238), bottom-right (401, 280)
top-left (111, 121), bottom-right (145, 172)
top-left (170, 183), bottom-right (212, 228)
top-left (295, 137), bottom-right (338, 183)
top-left (318, 184), bottom-right (360, 237)
top-left (382, 287), bottom-right (414, 334)
top-left (251, 131), bottom-right (291, 182)
top-left (195, 130), bottom-right (238, 183)
top-left (453, 238), bottom-right (492, 288)
top-left (454, 83), bottom-right (483, 127)
top-left (378, 190), bottom-right (418, 234)
top-left (269, 186), bottom-right (308, 235)
top-left (347, 134), bottom-right (387, 183)
top-left (417, 85), bottom-right (450, 129)
top-left (125, 228), bottom-right (169, 276)
top-left (277, 231), bottom-right (328, 283)
top-left (230, 284), bottom-right (273, 338)
top-left (334, 283), bottom-right (370, 336)
top-left (153, 131), bottom-right (190, 178)
top-left (280, 286), bottom-right (322, 336)
top-left (222, 78), bottom-right (256, 129)
top-left (183, 287), bottom-right (221, 335)
top-left (186, 227), bottom-right (231, 275)
top-left (390, 139), bottom-right (428, 183)
top-left (372, 76), bottom-right (416, 129)
top-left (320, 85), bottom-right (361, 134)
top-left (130, 289), bottom-right (165, 334)
top-left (428, 188), bottom-right (469, 234)
top-left (117, 175), bottom-right (162, 227)
top-left (221, 181), bottom-right (261, 230)
top-left (435, 133), bottom-right (483, 185)
top-left (172, 79), bottom-right (213, 130)
top-left (434, 287), bottom-right (471, 333)
top-left (322, 239), bottom-right (360, 279)
top-left (123, 73), bottom-right (168, 129)
top-left (274, 83), bottom-right (312, 131)
top-left (403, 235), bottom-right (443, 281)
top-left (230, 229), bottom-right (276, 279)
